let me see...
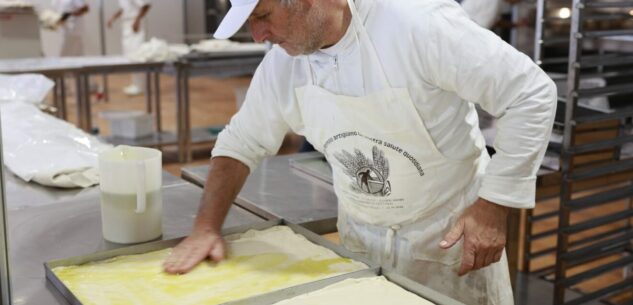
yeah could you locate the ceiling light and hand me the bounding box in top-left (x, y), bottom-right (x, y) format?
top-left (558, 7), bottom-right (571, 19)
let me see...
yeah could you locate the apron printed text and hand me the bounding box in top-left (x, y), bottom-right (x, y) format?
top-left (325, 131), bottom-right (425, 177)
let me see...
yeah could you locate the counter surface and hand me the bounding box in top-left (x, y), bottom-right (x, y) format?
top-left (8, 183), bottom-right (265, 305)
top-left (181, 153), bottom-right (338, 233)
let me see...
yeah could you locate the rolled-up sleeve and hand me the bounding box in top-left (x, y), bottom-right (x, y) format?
top-left (415, 2), bottom-right (557, 209)
top-left (211, 61), bottom-right (290, 172)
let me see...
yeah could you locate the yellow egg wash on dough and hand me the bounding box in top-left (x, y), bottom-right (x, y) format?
top-left (52, 227), bottom-right (366, 305)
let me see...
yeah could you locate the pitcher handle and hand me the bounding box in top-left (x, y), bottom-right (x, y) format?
top-left (135, 160), bottom-right (146, 213)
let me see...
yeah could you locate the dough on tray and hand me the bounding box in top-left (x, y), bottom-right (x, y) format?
top-left (52, 226), bottom-right (367, 305)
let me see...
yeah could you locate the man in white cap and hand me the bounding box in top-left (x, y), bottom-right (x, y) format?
top-left (107, 0), bottom-right (151, 95)
top-left (163, 0), bottom-right (556, 304)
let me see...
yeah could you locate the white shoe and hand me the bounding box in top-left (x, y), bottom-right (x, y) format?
top-left (123, 84), bottom-right (142, 96)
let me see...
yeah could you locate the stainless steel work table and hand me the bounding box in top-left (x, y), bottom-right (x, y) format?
top-left (72, 57), bottom-right (165, 135)
top-left (171, 50), bottom-right (266, 162)
top-left (74, 51), bottom-right (266, 162)
top-left (0, 53), bottom-right (265, 163)
top-left (0, 57), bottom-right (85, 122)
top-left (181, 153), bottom-right (338, 234)
top-left (0, 56), bottom-right (164, 133)
top-left (0, 56), bottom-right (181, 161)
top-left (6, 182), bottom-right (266, 305)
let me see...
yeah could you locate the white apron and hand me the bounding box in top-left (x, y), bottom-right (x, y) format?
top-left (122, 18), bottom-right (146, 89)
top-left (60, 21), bottom-right (84, 57)
top-left (121, 19), bottom-right (145, 56)
top-left (53, 0), bottom-right (84, 56)
top-left (294, 1), bottom-right (514, 304)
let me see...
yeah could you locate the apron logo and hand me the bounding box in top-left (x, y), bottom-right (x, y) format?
top-left (334, 146), bottom-right (391, 196)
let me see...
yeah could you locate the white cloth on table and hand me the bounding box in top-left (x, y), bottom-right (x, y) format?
top-left (127, 37), bottom-right (189, 62)
top-left (0, 102), bottom-right (111, 188)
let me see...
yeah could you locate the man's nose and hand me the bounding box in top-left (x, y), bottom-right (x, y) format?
top-left (249, 19), bottom-right (270, 43)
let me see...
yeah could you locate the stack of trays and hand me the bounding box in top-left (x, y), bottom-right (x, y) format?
top-left (45, 220), bottom-right (464, 305)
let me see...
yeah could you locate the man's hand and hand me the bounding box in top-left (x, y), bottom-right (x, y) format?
top-left (132, 19), bottom-right (141, 32)
top-left (439, 198), bottom-right (509, 276)
top-left (106, 19), bottom-right (114, 29)
top-left (163, 157), bottom-right (249, 274)
top-left (163, 230), bottom-right (226, 274)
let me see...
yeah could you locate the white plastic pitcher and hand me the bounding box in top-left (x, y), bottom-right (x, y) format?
top-left (98, 145), bottom-right (162, 244)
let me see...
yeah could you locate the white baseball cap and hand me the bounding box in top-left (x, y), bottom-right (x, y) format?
top-left (214, 0), bottom-right (259, 39)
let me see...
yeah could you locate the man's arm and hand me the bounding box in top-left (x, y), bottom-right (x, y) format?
top-left (72, 4), bottom-right (89, 16)
top-left (409, 2), bottom-right (556, 275)
top-left (163, 156), bottom-right (249, 274)
top-left (132, 4), bottom-right (150, 32)
top-left (58, 3), bottom-right (88, 24)
top-left (107, 9), bottom-right (122, 28)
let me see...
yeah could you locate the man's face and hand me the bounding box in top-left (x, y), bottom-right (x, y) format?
top-left (248, 0), bottom-right (327, 56)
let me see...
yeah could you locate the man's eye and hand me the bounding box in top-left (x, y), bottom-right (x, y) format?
top-left (256, 12), bottom-right (271, 19)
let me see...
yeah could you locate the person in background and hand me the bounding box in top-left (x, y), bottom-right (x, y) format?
top-left (107, 0), bottom-right (150, 96)
top-left (53, 0), bottom-right (89, 57)
top-left (163, 0), bottom-right (557, 304)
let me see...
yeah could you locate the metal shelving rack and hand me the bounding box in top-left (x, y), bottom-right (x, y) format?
top-left (523, 0), bottom-right (574, 277)
top-left (554, 0), bottom-right (633, 303)
top-left (524, 0), bottom-right (633, 282)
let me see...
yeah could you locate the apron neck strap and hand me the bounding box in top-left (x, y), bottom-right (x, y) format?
top-left (345, 0), bottom-right (392, 89)
top-left (304, 0), bottom-right (392, 91)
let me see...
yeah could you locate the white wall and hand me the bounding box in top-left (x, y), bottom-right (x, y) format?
top-left (33, 0), bottom-right (184, 57)
top-left (184, 0), bottom-right (206, 44)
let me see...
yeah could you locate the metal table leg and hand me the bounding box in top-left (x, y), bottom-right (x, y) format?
top-left (52, 77), bottom-right (62, 119)
top-left (83, 74), bottom-right (92, 132)
top-left (59, 77), bottom-right (67, 121)
top-left (145, 71), bottom-right (152, 114)
top-left (183, 68), bottom-right (191, 162)
top-left (176, 65), bottom-right (192, 163)
top-left (74, 74), bottom-right (86, 131)
top-left (153, 71), bottom-right (162, 134)
top-left (102, 74), bottom-right (109, 102)
top-left (176, 66), bottom-right (185, 162)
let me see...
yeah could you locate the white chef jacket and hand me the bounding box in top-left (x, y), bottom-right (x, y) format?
top-left (52, 0), bottom-right (85, 37)
top-left (118, 0), bottom-right (149, 20)
top-left (212, 0), bottom-right (557, 209)
top-left (52, 0), bottom-right (86, 56)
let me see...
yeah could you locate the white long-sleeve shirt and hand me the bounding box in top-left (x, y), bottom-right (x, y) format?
top-left (52, 0), bottom-right (86, 36)
top-left (212, 0), bottom-right (557, 209)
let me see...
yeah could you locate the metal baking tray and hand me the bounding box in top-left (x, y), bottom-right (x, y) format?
top-left (44, 219), bottom-right (377, 305)
top-left (222, 268), bottom-right (465, 305)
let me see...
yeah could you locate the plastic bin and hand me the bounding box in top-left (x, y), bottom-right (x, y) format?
top-left (99, 110), bottom-right (154, 139)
